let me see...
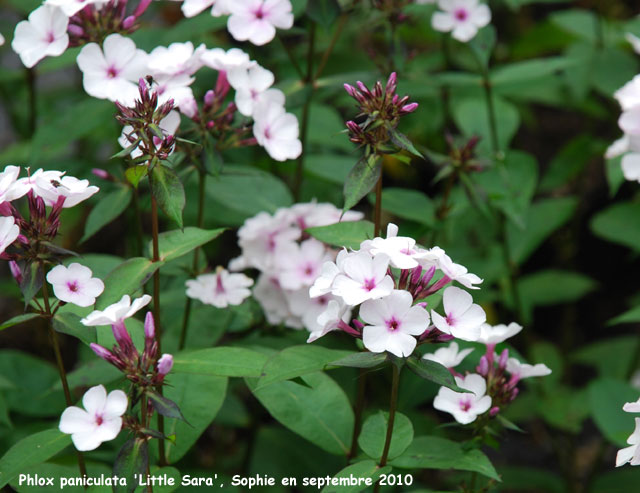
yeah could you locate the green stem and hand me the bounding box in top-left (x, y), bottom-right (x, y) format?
top-left (481, 74), bottom-right (499, 158)
top-left (178, 169), bottom-right (206, 350)
top-left (373, 364), bottom-right (400, 493)
top-left (314, 14), bottom-right (348, 81)
top-left (140, 394), bottom-right (152, 493)
top-left (469, 471), bottom-right (477, 493)
top-left (150, 196), bottom-right (167, 466)
top-left (293, 22), bottom-right (317, 201)
top-left (277, 34), bottom-right (305, 79)
top-left (374, 172), bottom-right (383, 237)
top-left (40, 262), bottom-right (88, 480)
top-left (27, 68), bottom-right (36, 137)
top-left (131, 187), bottom-right (145, 258)
top-left (347, 368), bottom-right (367, 461)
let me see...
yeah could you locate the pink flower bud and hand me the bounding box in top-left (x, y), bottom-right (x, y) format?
top-left (498, 348), bottom-right (509, 370)
top-left (91, 168), bottom-right (110, 180)
top-left (416, 302), bottom-right (427, 308)
top-left (477, 355), bottom-right (489, 375)
top-left (489, 406), bottom-right (500, 417)
top-left (133, 0), bottom-right (153, 18)
top-left (343, 83), bottom-right (357, 97)
top-left (157, 354), bottom-right (173, 375)
top-left (9, 261), bottom-right (22, 284)
top-left (400, 102), bottom-right (419, 114)
top-left (386, 72), bottom-right (397, 97)
top-left (352, 319), bottom-right (364, 330)
top-left (144, 311), bottom-right (155, 340)
top-left (122, 16), bottom-right (136, 30)
top-left (509, 387), bottom-right (519, 401)
top-left (206, 120), bottom-right (215, 129)
top-left (204, 89), bottom-right (215, 107)
top-left (112, 320), bottom-right (135, 356)
top-left (67, 24), bottom-right (85, 37)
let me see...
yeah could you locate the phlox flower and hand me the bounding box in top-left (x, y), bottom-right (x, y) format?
top-left (431, 286), bottom-right (486, 341)
top-left (227, 65), bottom-right (280, 117)
top-left (307, 299), bottom-right (351, 343)
top-left (423, 341), bottom-right (474, 368)
top-left (34, 174), bottom-right (99, 208)
top-left (147, 42), bottom-right (206, 77)
top-left (332, 251), bottom-right (394, 306)
top-left (10, 168), bottom-right (63, 201)
top-left (0, 216), bottom-right (20, 256)
top-left (431, 0), bottom-right (491, 43)
top-left (0, 165), bottom-right (24, 203)
top-left (476, 322), bottom-right (522, 345)
top-left (615, 75), bottom-right (640, 111)
top-left (360, 290), bottom-right (430, 357)
top-left (362, 223), bottom-right (429, 270)
top-left (624, 397), bottom-right (640, 413)
top-left (59, 385), bottom-right (127, 451)
top-left (505, 357), bottom-right (552, 379)
top-left (437, 253), bottom-right (483, 289)
top-left (45, 0), bottom-right (104, 16)
top-left (180, 0), bottom-right (230, 18)
top-left (185, 268), bottom-right (254, 308)
top-left (253, 274), bottom-right (300, 327)
top-left (46, 263), bottom-right (104, 307)
top-left (253, 100), bottom-right (302, 161)
top-left (227, 0), bottom-right (294, 46)
top-left (76, 33), bottom-right (149, 106)
top-left (81, 294), bottom-right (151, 326)
top-left (617, 418), bottom-right (640, 467)
top-left (275, 238), bottom-right (332, 291)
top-left (309, 249), bottom-right (350, 298)
top-left (433, 373), bottom-right (492, 424)
top-left (12, 5), bottom-right (69, 68)
top-left (200, 47), bottom-right (254, 72)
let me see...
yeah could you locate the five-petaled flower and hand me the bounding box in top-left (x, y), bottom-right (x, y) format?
top-left (433, 373), bottom-right (492, 424)
top-left (431, 286), bottom-right (486, 341)
top-left (186, 267), bottom-right (254, 308)
top-left (46, 263), bottom-right (104, 307)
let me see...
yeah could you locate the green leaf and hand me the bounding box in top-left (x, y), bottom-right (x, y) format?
top-left (388, 127), bottom-right (423, 158)
top-left (20, 261), bottom-right (43, 309)
top-left (572, 336), bottom-right (639, 379)
top-left (469, 25), bottom-right (496, 70)
top-left (0, 313), bottom-right (40, 331)
top-left (81, 186), bottom-right (132, 242)
top-left (491, 57), bottom-right (577, 87)
top-left (305, 154), bottom-right (353, 185)
top-left (52, 312), bottom-right (96, 346)
top-left (162, 372), bottom-right (228, 463)
top-left (150, 227), bottom-right (225, 262)
top-left (368, 188), bottom-right (436, 227)
top-left (517, 270), bottom-right (597, 307)
top-left (609, 306), bottom-right (640, 326)
top-left (172, 347), bottom-right (269, 377)
top-left (329, 352), bottom-right (388, 369)
top-left (125, 165), bottom-right (149, 188)
top-left (113, 438), bottom-right (148, 493)
top-left (588, 378), bottom-right (639, 447)
top-left (207, 167), bottom-right (293, 221)
top-left (322, 460), bottom-right (392, 493)
top-left (343, 154), bottom-right (382, 212)
top-left (0, 429), bottom-right (71, 488)
top-left (591, 201), bottom-right (640, 252)
top-left (507, 197), bottom-right (578, 265)
top-left (358, 411), bottom-right (414, 461)
top-left (248, 372), bottom-right (354, 455)
top-left (150, 164), bottom-right (185, 228)
top-left (390, 436), bottom-right (500, 481)
top-left (406, 357), bottom-right (470, 393)
top-left (306, 0), bottom-right (340, 29)
top-left (111, 139), bottom-right (141, 159)
top-left (146, 391), bottom-right (185, 420)
top-left (97, 257), bottom-right (162, 309)
top-left (306, 220), bottom-right (374, 250)
top-left (256, 345), bottom-right (353, 389)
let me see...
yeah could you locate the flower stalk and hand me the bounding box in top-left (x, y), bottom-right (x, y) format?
top-left (374, 362), bottom-right (400, 493)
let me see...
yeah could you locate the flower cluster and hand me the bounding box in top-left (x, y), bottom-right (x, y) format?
top-left (307, 223), bottom-right (484, 355)
top-left (427, 322), bottom-right (552, 425)
top-left (226, 202), bottom-right (363, 336)
top-left (606, 37), bottom-right (640, 182)
top-left (11, 0), bottom-right (153, 68)
top-left (344, 73), bottom-right (418, 151)
top-left (429, 0), bottom-right (492, 43)
top-left (176, 0), bottom-right (294, 46)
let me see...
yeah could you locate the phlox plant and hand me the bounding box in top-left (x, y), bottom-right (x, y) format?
top-left (2, 1), bottom-right (640, 493)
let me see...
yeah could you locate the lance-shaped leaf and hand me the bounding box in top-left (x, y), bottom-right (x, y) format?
top-left (82, 186), bottom-right (132, 243)
top-left (97, 257), bottom-right (163, 309)
top-left (328, 351), bottom-right (388, 369)
top-left (148, 227), bottom-right (225, 262)
top-left (125, 165), bottom-right (149, 188)
top-left (150, 163), bottom-right (185, 228)
top-left (0, 313), bottom-right (40, 331)
top-left (52, 312), bottom-right (96, 346)
top-left (20, 261), bottom-right (43, 309)
top-left (306, 220), bottom-right (374, 250)
top-left (387, 126), bottom-right (423, 158)
top-left (146, 390), bottom-right (185, 421)
top-left (406, 356), bottom-right (471, 393)
top-left (343, 153), bottom-right (381, 213)
top-left (113, 438), bottom-right (149, 493)
top-left (111, 138), bottom-right (141, 159)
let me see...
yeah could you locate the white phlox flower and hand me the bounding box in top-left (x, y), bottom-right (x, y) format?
top-left (46, 263), bottom-right (105, 307)
top-left (309, 249), bottom-right (351, 298)
top-left (617, 418), bottom-right (640, 467)
top-left (275, 238), bottom-right (332, 291)
top-left (185, 268), bottom-right (254, 308)
top-left (253, 274), bottom-right (301, 328)
top-left (431, 286), bottom-right (486, 341)
top-left (615, 75), bottom-right (640, 111)
top-left (227, 0), bottom-right (294, 46)
top-left (624, 397), bottom-right (640, 413)
top-left (200, 47), bottom-right (254, 72)
top-left (332, 251), bottom-right (394, 306)
top-left (10, 168), bottom-right (63, 201)
top-left (437, 253), bottom-right (483, 289)
top-left (253, 100), bottom-right (302, 161)
top-left (59, 384), bottom-right (127, 451)
top-left (34, 174), bottom-right (99, 208)
top-left (307, 299), bottom-right (351, 343)
top-left (147, 42), bottom-right (206, 77)
top-left (0, 216), bottom-right (20, 255)
top-left (12, 4), bottom-right (69, 68)
top-left (505, 357), bottom-right (552, 379)
top-left (0, 165), bottom-right (25, 203)
top-left (433, 373), bottom-right (492, 424)
top-left (81, 294), bottom-right (151, 326)
top-left (476, 322), bottom-right (522, 345)
top-left (423, 341), bottom-right (474, 368)
top-left (431, 0), bottom-right (491, 43)
top-left (360, 289), bottom-right (430, 357)
top-left (362, 223), bottom-right (430, 270)
top-left (180, 0), bottom-right (231, 18)
top-left (227, 64), bottom-right (278, 116)
top-left (76, 34), bottom-right (149, 106)
top-left (45, 0), bottom-right (104, 17)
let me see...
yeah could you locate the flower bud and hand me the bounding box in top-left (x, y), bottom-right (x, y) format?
top-left (204, 89), bottom-right (215, 108)
top-left (400, 102), bottom-right (419, 114)
top-left (91, 168), bottom-right (110, 180)
top-left (157, 354), bottom-right (174, 376)
top-left (477, 355), bottom-right (489, 376)
top-left (9, 261), bottom-right (22, 284)
top-left (498, 348), bottom-right (509, 370)
top-left (122, 15), bottom-right (136, 30)
top-left (489, 406), bottom-right (500, 417)
top-left (67, 24), bottom-right (85, 37)
top-left (144, 311), bottom-right (155, 340)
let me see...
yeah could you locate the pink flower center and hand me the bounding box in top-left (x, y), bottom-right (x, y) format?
top-left (362, 278), bottom-right (376, 291)
top-left (459, 398), bottom-right (472, 412)
top-left (46, 31), bottom-right (56, 43)
top-left (263, 126), bottom-right (272, 140)
top-left (253, 5), bottom-right (266, 19)
top-left (445, 312), bottom-right (456, 326)
top-left (454, 8), bottom-right (468, 21)
top-left (400, 247), bottom-right (415, 255)
top-left (106, 66), bottom-right (119, 79)
top-left (67, 281), bottom-right (79, 293)
top-left (95, 413), bottom-right (104, 426)
top-left (386, 317), bottom-right (401, 332)
top-left (215, 275), bottom-right (226, 295)
top-left (303, 264), bottom-right (315, 276)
